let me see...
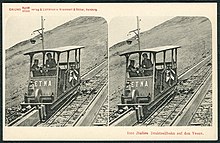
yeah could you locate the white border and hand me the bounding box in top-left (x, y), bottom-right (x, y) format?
top-left (2, 3), bottom-right (217, 140)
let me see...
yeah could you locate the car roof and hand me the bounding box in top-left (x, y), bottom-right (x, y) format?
top-left (24, 46), bottom-right (85, 55)
top-left (119, 45), bottom-right (181, 56)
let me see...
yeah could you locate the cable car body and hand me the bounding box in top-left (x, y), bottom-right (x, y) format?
top-left (21, 46), bottom-right (84, 109)
top-left (119, 45), bottom-right (181, 107)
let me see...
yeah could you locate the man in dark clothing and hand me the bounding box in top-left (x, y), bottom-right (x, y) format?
top-left (142, 53), bottom-right (153, 76)
top-left (46, 53), bottom-right (56, 68)
top-left (31, 59), bottom-right (41, 77)
top-left (142, 53), bottom-right (153, 69)
top-left (46, 53), bottom-right (56, 75)
top-left (127, 60), bottom-right (138, 77)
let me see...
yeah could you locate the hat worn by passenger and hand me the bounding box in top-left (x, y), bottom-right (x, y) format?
top-left (47, 53), bottom-right (52, 57)
top-left (142, 53), bottom-right (148, 57)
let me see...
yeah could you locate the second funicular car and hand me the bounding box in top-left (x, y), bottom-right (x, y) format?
top-left (119, 45), bottom-right (181, 109)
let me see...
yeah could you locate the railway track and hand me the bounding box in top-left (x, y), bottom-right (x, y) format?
top-left (73, 83), bottom-right (108, 126)
top-left (188, 84), bottom-right (212, 126)
top-left (109, 56), bottom-right (212, 126)
top-left (39, 64), bottom-right (107, 127)
top-left (140, 59), bottom-right (211, 126)
top-left (74, 84), bottom-right (109, 126)
top-left (109, 108), bottom-right (135, 126)
top-left (109, 97), bottom-right (123, 123)
top-left (7, 106), bottom-right (38, 126)
top-left (7, 61), bottom-right (107, 126)
top-left (92, 94), bottom-right (109, 126)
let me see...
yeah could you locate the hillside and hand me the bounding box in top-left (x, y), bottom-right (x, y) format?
top-left (5, 16), bottom-right (107, 108)
top-left (109, 16), bottom-right (212, 109)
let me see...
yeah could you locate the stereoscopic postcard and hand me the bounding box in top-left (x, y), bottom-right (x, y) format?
top-left (2, 3), bottom-right (217, 141)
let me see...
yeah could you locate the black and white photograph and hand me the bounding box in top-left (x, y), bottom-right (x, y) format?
top-left (109, 16), bottom-right (212, 126)
top-left (5, 16), bottom-right (108, 127)
top-left (2, 3), bottom-right (217, 141)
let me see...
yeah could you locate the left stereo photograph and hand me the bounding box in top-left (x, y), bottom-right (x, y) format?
top-left (4, 16), bottom-right (108, 127)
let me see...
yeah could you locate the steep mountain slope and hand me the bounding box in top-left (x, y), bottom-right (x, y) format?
top-left (109, 16), bottom-right (212, 109)
top-left (5, 16), bottom-right (107, 108)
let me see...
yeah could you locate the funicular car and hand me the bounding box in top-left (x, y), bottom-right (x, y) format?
top-left (21, 46), bottom-right (84, 114)
top-left (119, 45), bottom-right (181, 107)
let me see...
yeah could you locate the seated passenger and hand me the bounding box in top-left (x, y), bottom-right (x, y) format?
top-left (46, 53), bottom-right (56, 68)
top-left (142, 53), bottom-right (153, 69)
top-left (31, 59), bottom-right (41, 77)
top-left (46, 53), bottom-right (56, 75)
top-left (127, 60), bottom-right (138, 77)
top-left (142, 53), bottom-right (153, 76)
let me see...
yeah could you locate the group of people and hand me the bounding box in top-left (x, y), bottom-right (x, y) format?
top-left (31, 53), bottom-right (57, 77)
top-left (127, 53), bottom-right (153, 77)
top-left (32, 52), bottom-right (152, 77)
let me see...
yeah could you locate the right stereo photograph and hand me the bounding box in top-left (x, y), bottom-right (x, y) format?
top-left (108, 16), bottom-right (212, 126)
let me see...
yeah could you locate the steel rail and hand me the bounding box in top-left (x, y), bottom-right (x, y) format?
top-left (110, 56), bottom-right (211, 126)
top-left (8, 106), bottom-right (37, 126)
top-left (45, 68), bottom-right (107, 127)
top-left (168, 67), bottom-right (211, 126)
top-left (146, 65), bottom-right (211, 126)
top-left (91, 91), bottom-right (108, 126)
top-left (62, 75), bottom-right (108, 126)
top-left (156, 65), bottom-right (211, 126)
top-left (72, 81), bottom-right (108, 126)
top-left (187, 84), bottom-right (212, 126)
top-left (38, 61), bottom-right (107, 126)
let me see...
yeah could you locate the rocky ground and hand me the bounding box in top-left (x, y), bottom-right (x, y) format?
top-left (109, 16), bottom-right (212, 111)
top-left (5, 16), bottom-right (107, 108)
top-left (190, 84), bottom-right (212, 126)
top-left (5, 16), bottom-right (213, 123)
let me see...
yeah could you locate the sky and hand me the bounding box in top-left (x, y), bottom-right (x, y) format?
top-left (109, 16), bottom-right (174, 47)
top-left (4, 16), bottom-right (174, 49)
top-left (4, 16), bottom-right (77, 49)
